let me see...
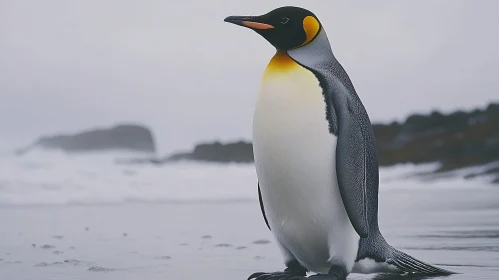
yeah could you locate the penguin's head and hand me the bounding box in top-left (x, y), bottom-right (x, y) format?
top-left (224, 6), bottom-right (322, 51)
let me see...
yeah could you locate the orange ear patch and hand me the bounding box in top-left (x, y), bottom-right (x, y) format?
top-left (300, 16), bottom-right (320, 46)
top-left (242, 21), bottom-right (275, 30)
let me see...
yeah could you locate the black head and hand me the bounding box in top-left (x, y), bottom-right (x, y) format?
top-left (224, 6), bottom-right (322, 50)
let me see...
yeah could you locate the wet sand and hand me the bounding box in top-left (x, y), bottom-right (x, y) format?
top-left (1, 187), bottom-right (498, 280)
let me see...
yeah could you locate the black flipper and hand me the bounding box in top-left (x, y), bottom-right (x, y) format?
top-left (387, 247), bottom-right (456, 275)
top-left (258, 182), bottom-right (271, 230)
top-left (335, 105), bottom-right (370, 238)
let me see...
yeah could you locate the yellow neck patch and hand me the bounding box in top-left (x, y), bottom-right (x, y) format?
top-left (300, 16), bottom-right (320, 47)
top-left (263, 51), bottom-right (299, 78)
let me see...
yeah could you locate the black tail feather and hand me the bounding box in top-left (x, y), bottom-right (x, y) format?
top-left (388, 247), bottom-right (456, 275)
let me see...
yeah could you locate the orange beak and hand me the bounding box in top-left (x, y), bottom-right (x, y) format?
top-left (224, 16), bottom-right (275, 30)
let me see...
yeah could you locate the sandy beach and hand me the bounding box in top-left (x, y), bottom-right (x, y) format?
top-left (1, 185), bottom-right (498, 280)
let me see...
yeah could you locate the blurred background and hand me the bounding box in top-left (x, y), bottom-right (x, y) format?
top-left (1, 1), bottom-right (498, 280)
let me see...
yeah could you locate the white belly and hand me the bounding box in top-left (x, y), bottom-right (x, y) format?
top-left (253, 58), bottom-right (360, 273)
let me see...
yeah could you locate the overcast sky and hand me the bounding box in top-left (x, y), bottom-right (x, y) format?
top-left (1, 0), bottom-right (498, 153)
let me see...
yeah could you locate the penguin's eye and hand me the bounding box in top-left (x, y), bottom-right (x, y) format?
top-left (281, 17), bottom-right (289, 24)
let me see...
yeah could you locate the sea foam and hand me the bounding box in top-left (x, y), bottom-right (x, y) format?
top-left (0, 149), bottom-right (491, 206)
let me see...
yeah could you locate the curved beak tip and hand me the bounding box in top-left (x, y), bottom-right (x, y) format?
top-left (224, 16), bottom-right (244, 26)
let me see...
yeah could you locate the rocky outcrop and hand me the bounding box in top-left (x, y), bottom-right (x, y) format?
top-left (167, 141), bottom-right (253, 163)
top-left (373, 103), bottom-right (499, 172)
top-left (17, 124), bottom-right (156, 154)
top-left (116, 141), bottom-right (254, 165)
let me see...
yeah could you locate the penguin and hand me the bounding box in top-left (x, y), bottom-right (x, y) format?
top-left (224, 6), bottom-right (455, 280)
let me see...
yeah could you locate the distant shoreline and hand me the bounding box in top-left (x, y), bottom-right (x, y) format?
top-left (16, 102), bottom-right (499, 184)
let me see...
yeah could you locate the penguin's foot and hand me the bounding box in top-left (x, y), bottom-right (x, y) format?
top-left (247, 270), bottom-right (303, 280)
top-left (295, 265), bottom-right (346, 280)
top-left (248, 260), bottom-right (308, 280)
top-left (304, 273), bottom-right (344, 280)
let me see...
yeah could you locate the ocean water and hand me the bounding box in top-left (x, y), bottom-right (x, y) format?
top-left (0, 149), bottom-right (492, 207)
top-left (0, 150), bottom-right (498, 279)
top-left (0, 150), bottom-right (259, 206)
